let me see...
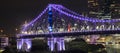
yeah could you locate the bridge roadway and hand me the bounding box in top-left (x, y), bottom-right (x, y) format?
top-left (18, 29), bottom-right (120, 39)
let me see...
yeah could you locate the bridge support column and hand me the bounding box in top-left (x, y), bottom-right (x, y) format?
top-left (47, 37), bottom-right (65, 51)
top-left (17, 39), bottom-right (32, 52)
top-left (59, 38), bottom-right (65, 51)
top-left (47, 38), bottom-right (54, 51)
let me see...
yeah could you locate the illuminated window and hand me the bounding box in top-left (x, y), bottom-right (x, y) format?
top-left (93, 3), bottom-right (96, 6)
top-left (95, 3), bottom-right (98, 5)
top-left (115, 9), bottom-right (118, 11)
top-left (111, 4), bottom-right (115, 7)
top-left (88, 0), bottom-right (94, 3)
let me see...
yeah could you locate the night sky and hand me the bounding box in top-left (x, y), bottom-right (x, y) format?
top-left (0, 0), bottom-right (88, 35)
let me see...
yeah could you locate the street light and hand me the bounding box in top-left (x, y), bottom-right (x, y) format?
top-left (101, 37), bottom-right (105, 42)
top-left (0, 30), bottom-right (3, 35)
top-left (15, 28), bottom-right (18, 31)
top-left (86, 38), bottom-right (90, 42)
top-left (74, 23), bottom-right (77, 26)
top-left (0, 30), bottom-right (3, 33)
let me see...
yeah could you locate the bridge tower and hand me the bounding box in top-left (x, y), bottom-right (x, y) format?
top-left (47, 5), bottom-right (65, 51)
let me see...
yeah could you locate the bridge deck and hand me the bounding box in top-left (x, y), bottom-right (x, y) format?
top-left (19, 30), bottom-right (120, 39)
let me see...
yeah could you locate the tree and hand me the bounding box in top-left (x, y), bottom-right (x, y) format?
top-left (88, 44), bottom-right (106, 53)
top-left (88, 44), bottom-right (99, 52)
top-left (66, 38), bottom-right (88, 53)
top-left (31, 40), bottom-right (49, 52)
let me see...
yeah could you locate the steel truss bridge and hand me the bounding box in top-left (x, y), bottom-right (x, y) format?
top-left (17, 4), bottom-right (120, 52)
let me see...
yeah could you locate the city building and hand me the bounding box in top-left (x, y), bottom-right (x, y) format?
top-left (0, 36), bottom-right (9, 49)
top-left (87, 0), bottom-right (120, 19)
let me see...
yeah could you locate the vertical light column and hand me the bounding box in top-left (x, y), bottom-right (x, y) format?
top-left (48, 4), bottom-right (54, 51)
top-left (17, 39), bottom-right (23, 50)
top-left (50, 41), bottom-right (54, 51)
top-left (25, 39), bottom-right (32, 52)
top-left (58, 41), bottom-right (62, 51)
top-left (48, 38), bottom-right (55, 51)
top-left (47, 33), bottom-right (54, 50)
top-left (61, 38), bottom-right (65, 50)
top-left (57, 38), bottom-right (65, 51)
top-left (17, 38), bottom-right (32, 52)
top-left (57, 38), bottom-right (61, 51)
top-left (47, 38), bottom-right (51, 49)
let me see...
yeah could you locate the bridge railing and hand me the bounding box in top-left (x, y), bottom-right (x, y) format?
top-left (20, 26), bottom-right (120, 36)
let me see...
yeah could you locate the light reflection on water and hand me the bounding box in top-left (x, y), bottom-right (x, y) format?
top-left (106, 44), bottom-right (120, 53)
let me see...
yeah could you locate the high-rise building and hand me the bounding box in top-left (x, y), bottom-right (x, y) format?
top-left (87, 0), bottom-right (120, 19)
top-left (110, 1), bottom-right (120, 19)
top-left (87, 0), bottom-right (101, 18)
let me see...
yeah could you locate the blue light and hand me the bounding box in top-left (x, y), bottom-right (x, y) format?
top-left (20, 4), bottom-right (120, 51)
top-left (48, 26), bottom-right (52, 32)
top-left (48, 11), bottom-right (52, 15)
top-left (49, 5), bottom-right (52, 11)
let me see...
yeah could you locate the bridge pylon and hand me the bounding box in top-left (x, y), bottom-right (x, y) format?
top-left (47, 5), bottom-right (65, 51)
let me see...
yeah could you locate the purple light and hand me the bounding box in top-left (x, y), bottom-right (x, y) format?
top-left (17, 39), bottom-right (23, 50)
top-left (20, 27), bottom-right (120, 37)
top-left (58, 41), bottom-right (62, 51)
top-left (53, 4), bottom-right (94, 21)
top-left (51, 4), bottom-right (120, 23)
top-left (47, 37), bottom-right (65, 51)
top-left (47, 41), bottom-right (51, 50)
top-left (25, 39), bottom-right (32, 50)
top-left (50, 41), bottom-right (54, 51)
top-left (18, 4), bottom-right (120, 52)
top-left (47, 38), bottom-right (54, 51)
top-left (62, 41), bottom-right (65, 50)
top-left (51, 6), bottom-right (99, 22)
top-left (48, 27), bottom-right (52, 32)
top-left (17, 39), bottom-right (32, 52)
top-left (22, 4), bottom-right (120, 32)
top-left (22, 6), bottom-right (48, 31)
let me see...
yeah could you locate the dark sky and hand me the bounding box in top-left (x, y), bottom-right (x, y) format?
top-left (0, 0), bottom-right (88, 34)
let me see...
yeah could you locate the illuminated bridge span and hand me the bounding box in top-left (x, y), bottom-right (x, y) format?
top-left (19, 29), bottom-right (120, 38)
top-left (17, 4), bottom-right (120, 52)
top-left (21, 4), bottom-right (120, 36)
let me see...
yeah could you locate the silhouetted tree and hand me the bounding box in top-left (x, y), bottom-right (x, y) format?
top-left (66, 38), bottom-right (88, 53)
top-left (31, 40), bottom-right (49, 52)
